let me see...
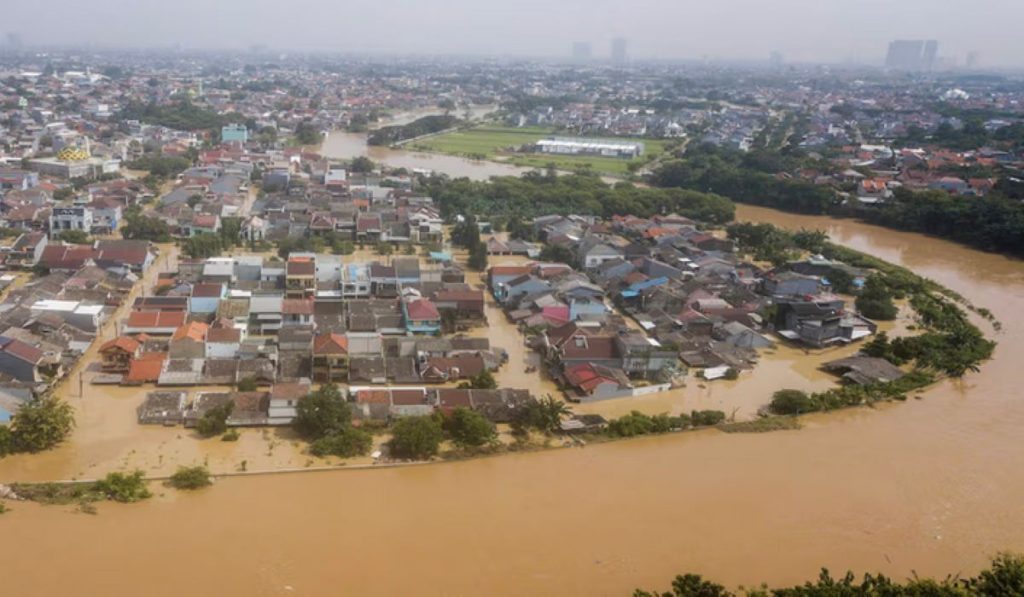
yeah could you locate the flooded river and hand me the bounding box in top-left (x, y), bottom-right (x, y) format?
top-left (2, 186), bottom-right (1024, 592)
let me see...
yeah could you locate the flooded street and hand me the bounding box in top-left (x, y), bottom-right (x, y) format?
top-left (3, 154), bottom-right (1024, 596)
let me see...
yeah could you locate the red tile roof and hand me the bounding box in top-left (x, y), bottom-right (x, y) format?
top-left (126, 310), bottom-right (187, 329)
top-left (282, 298), bottom-right (314, 315)
top-left (0, 336), bottom-right (44, 364)
top-left (313, 333), bottom-right (348, 355)
top-left (100, 336), bottom-right (141, 354)
top-left (125, 352), bottom-right (167, 383)
top-left (172, 321), bottom-right (209, 342)
top-left (405, 298), bottom-right (440, 321)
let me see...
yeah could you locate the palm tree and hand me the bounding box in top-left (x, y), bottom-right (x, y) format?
top-left (538, 394), bottom-right (570, 433)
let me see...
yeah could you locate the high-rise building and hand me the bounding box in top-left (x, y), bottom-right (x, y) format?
top-left (3, 33), bottom-right (23, 53)
top-left (611, 38), bottom-right (627, 65)
top-left (769, 51), bottom-right (784, 69)
top-left (885, 39), bottom-right (939, 71)
top-left (966, 51), bottom-right (980, 70)
top-left (571, 42), bottom-right (592, 62)
top-left (923, 40), bottom-right (939, 70)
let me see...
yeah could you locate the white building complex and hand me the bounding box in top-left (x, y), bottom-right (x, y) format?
top-left (535, 137), bottom-right (644, 159)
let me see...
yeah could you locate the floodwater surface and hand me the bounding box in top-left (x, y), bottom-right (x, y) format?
top-left (1, 194), bottom-right (1023, 595)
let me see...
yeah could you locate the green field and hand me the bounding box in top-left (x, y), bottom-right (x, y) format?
top-left (409, 125), bottom-right (672, 177)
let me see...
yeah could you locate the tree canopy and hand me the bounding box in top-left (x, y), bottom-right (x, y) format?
top-left (293, 384), bottom-right (351, 440)
top-left (388, 415), bottom-right (444, 460)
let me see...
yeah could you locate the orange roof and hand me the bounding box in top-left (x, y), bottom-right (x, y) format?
top-left (172, 321), bottom-right (209, 342)
top-left (126, 310), bottom-right (187, 329)
top-left (125, 352), bottom-right (167, 383)
top-left (100, 336), bottom-right (141, 354)
top-left (313, 333), bottom-right (348, 355)
top-left (489, 265), bottom-right (533, 276)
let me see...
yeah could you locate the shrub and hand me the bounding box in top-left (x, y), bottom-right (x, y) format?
top-left (168, 466), bottom-right (212, 490)
top-left (690, 410), bottom-right (726, 427)
top-left (769, 390), bottom-right (818, 415)
top-left (221, 429), bottom-right (240, 442)
top-left (606, 411), bottom-right (690, 438)
top-left (94, 470), bottom-right (152, 503)
top-left (856, 297), bottom-right (899, 320)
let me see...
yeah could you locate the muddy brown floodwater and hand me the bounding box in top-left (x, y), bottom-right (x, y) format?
top-left (2, 206), bottom-right (1024, 596)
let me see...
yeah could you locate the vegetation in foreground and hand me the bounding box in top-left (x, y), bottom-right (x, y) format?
top-left (11, 470), bottom-right (151, 507)
top-left (168, 466), bottom-right (213, 490)
top-left (0, 395), bottom-right (75, 457)
top-left (634, 552), bottom-right (1024, 596)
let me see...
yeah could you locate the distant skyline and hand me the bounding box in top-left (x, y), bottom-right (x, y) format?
top-left (4, 0), bottom-right (1022, 67)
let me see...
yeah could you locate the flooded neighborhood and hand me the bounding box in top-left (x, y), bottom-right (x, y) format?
top-left (2, 29), bottom-right (1024, 597)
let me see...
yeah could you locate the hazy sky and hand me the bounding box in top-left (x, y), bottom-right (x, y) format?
top-left (11, 0), bottom-right (1024, 66)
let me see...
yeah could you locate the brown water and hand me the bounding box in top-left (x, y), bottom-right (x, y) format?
top-left (2, 207), bottom-right (1023, 595)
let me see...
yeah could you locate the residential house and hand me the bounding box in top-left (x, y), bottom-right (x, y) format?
top-left (169, 322), bottom-right (209, 359)
top-left (98, 336), bottom-right (141, 372)
top-left (285, 257), bottom-right (316, 298)
top-left (123, 310), bottom-right (187, 335)
top-left (403, 296), bottom-right (441, 335)
top-left (312, 332), bottom-right (348, 382)
top-left (0, 336), bottom-right (50, 382)
top-left (267, 380), bottom-right (311, 425)
top-left (189, 282), bottom-right (226, 314)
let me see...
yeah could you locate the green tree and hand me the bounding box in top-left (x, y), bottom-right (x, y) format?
top-left (444, 408), bottom-right (497, 449)
top-left (768, 389), bottom-right (818, 415)
top-left (219, 216), bottom-right (242, 248)
top-left (0, 425), bottom-right (12, 457)
top-left (539, 243), bottom-right (577, 266)
top-left (196, 402), bottom-right (233, 438)
top-left (183, 233), bottom-right (224, 259)
top-left (52, 187), bottom-right (76, 201)
top-left (469, 369), bottom-right (497, 389)
top-left (293, 384), bottom-right (350, 440)
top-left (236, 376), bottom-right (258, 392)
top-left (121, 213), bottom-right (171, 242)
top-left (349, 156), bottom-right (375, 173)
top-left (856, 275), bottom-right (898, 321)
top-left (468, 242), bottom-right (488, 271)
top-left (309, 427), bottom-right (373, 458)
top-left (168, 465), bottom-right (212, 490)
top-left (293, 120), bottom-right (321, 145)
top-left (512, 395), bottom-right (570, 435)
top-left (375, 242), bottom-right (394, 256)
top-left (388, 415), bottom-right (444, 460)
top-left (10, 396), bottom-right (75, 453)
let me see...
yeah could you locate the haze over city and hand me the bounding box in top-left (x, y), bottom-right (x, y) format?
top-left (6, 0), bottom-right (1024, 67)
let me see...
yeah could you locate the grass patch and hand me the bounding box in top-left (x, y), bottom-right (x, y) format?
top-left (412, 124), bottom-right (670, 177)
top-left (718, 416), bottom-right (802, 433)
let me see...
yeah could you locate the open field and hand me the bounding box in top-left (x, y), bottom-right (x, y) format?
top-left (410, 124), bottom-right (673, 176)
